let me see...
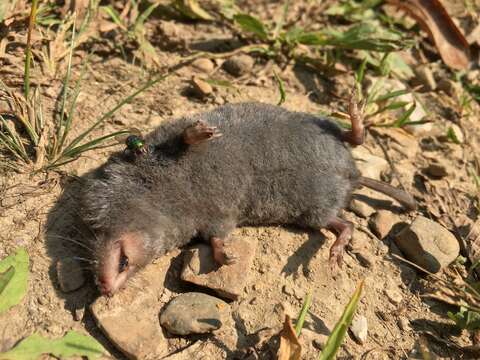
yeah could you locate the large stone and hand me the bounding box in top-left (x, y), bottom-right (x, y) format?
top-left (351, 146), bottom-right (389, 180)
top-left (160, 292), bottom-right (230, 335)
top-left (181, 236), bottom-right (257, 300)
top-left (394, 216), bottom-right (460, 272)
top-left (56, 258), bottom-right (85, 293)
top-left (90, 252), bottom-right (180, 359)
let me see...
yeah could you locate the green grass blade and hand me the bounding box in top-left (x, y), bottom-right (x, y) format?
top-left (58, 54), bottom-right (89, 151)
top-left (273, 0), bottom-right (290, 40)
top-left (233, 13), bottom-right (269, 41)
top-left (295, 291), bottom-right (312, 337)
top-left (394, 102), bottom-right (416, 127)
top-left (374, 89), bottom-right (410, 102)
top-left (54, 17), bottom-right (76, 157)
top-left (24, 0), bottom-right (39, 99)
top-left (135, 1), bottom-right (160, 29)
top-left (100, 5), bottom-right (126, 30)
top-left (0, 133), bottom-right (26, 163)
top-left (355, 57), bottom-right (368, 85)
top-left (274, 72), bottom-right (286, 106)
top-left (318, 280), bottom-right (364, 360)
top-left (61, 130), bottom-right (129, 159)
top-left (62, 73), bottom-right (170, 155)
top-left (296, 31), bottom-right (328, 46)
top-left (375, 101), bottom-right (409, 114)
top-left (0, 115), bottom-right (29, 162)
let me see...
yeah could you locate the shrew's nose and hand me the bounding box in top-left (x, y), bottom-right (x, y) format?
top-left (98, 278), bottom-right (114, 297)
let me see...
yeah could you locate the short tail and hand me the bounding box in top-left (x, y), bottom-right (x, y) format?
top-left (358, 176), bottom-right (417, 211)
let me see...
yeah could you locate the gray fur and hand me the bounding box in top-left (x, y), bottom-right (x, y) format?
top-left (80, 102), bottom-right (360, 266)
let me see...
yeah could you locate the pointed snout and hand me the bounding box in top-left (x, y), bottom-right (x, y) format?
top-left (97, 277), bottom-right (115, 297)
top-left (96, 270), bottom-right (129, 297)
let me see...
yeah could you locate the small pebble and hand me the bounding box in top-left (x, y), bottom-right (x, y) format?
top-left (160, 292), bottom-right (230, 335)
top-left (350, 315), bottom-right (368, 344)
top-left (191, 58), bottom-right (215, 73)
top-left (301, 328), bottom-right (329, 350)
top-left (56, 258), bottom-right (85, 293)
top-left (384, 287), bottom-right (403, 305)
top-left (369, 210), bottom-right (398, 239)
top-left (413, 64), bottom-right (436, 91)
top-left (425, 163), bottom-right (448, 178)
top-left (223, 54), bottom-right (254, 76)
top-left (189, 77), bottom-right (213, 98)
top-left (437, 79), bottom-right (462, 98)
top-left (397, 317), bottom-right (410, 331)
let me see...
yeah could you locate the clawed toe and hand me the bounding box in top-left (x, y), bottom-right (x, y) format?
top-left (213, 250), bottom-right (237, 266)
top-left (329, 247), bottom-right (344, 273)
top-left (184, 121), bottom-right (223, 145)
top-left (223, 253), bottom-right (238, 265)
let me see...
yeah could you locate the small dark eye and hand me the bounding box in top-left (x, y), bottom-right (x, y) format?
top-left (119, 254), bottom-right (129, 273)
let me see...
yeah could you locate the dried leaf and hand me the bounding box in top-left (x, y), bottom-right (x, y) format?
top-left (386, 0), bottom-right (470, 70)
top-left (277, 315), bottom-right (301, 360)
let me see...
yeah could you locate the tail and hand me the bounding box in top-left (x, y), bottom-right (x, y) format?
top-left (358, 176), bottom-right (417, 211)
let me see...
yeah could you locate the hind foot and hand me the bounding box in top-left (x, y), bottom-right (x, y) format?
top-left (327, 217), bottom-right (354, 270)
top-left (210, 237), bottom-right (237, 266)
top-left (341, 86), bottom-right (365, 146)
top-left (184, 120), bottom-right (222, 145)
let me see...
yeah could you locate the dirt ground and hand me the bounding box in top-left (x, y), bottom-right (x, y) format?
top-left (1, 0), bottom-right (480, 359)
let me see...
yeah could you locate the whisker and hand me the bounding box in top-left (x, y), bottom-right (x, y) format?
top-left (71, 256), bottom-right (97, 264)
top-left (73, 221), bottom-right (100, 244)
top-left (61, 266), bottom-right (92, 272)
top-left (50, 235), bottom-right (94, 253)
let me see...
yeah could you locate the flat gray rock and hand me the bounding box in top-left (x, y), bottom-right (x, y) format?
top-left (181, 236), bottom-right (257, 300)
top-left (394, 216), bottom-right (459, 272)
top-left (160, 292), bottom-right (230, 335)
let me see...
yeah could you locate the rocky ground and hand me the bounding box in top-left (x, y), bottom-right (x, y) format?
top-left (1, 0), bottom-right (480, 359)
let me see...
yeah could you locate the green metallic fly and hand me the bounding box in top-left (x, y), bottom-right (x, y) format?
top-left (115, 128), bottom-right (149, 155)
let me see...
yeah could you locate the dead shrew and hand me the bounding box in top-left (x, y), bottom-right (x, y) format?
top-left (79, 97), bottom-right (416, 296)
